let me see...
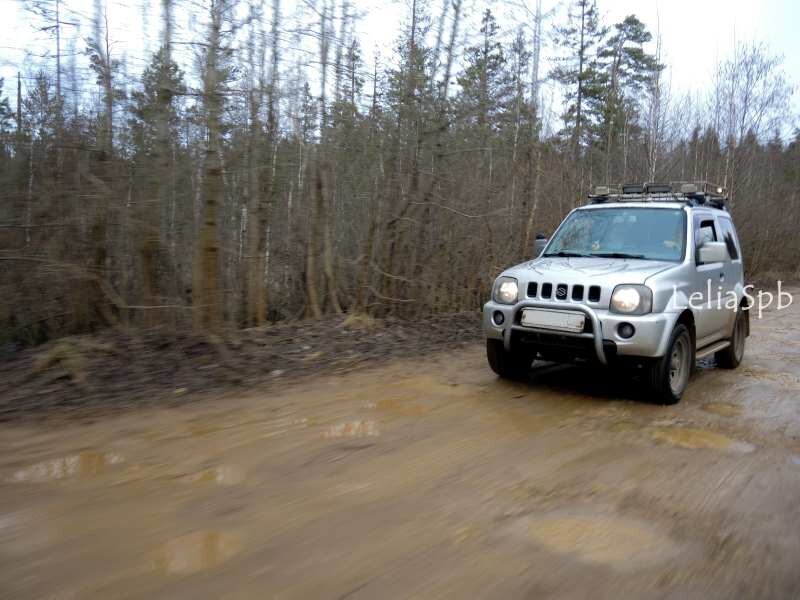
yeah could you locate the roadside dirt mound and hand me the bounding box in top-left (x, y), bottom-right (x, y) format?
top-left (0, 313), bottom-right (481, 422)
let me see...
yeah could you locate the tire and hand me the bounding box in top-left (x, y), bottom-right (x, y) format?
top-left (646, 324), bottom-right (693, 405)
top-left (486, 339), bottom-right (532, 380)
top-left (716, 309), bottom-right (746, 369)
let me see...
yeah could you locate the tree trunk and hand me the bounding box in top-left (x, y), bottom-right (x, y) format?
top-left (193, 0), bottom-right (225, 330)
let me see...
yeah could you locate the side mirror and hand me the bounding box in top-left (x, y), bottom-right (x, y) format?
top-left (697, 241), bottom-right (727, 264)
top-left (533, 235), bottom-right (548, 257)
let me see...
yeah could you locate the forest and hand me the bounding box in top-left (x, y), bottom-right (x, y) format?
top-left (0, 0), bottom-right (798, 347)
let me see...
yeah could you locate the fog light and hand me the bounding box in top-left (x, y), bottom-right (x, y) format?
top-left (493, 311), bottom-right (505, 326)
top-left (618, 322), bottom-right (635, 339)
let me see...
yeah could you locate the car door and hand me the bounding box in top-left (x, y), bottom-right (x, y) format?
top-left (716, 215), bottom-right (744, 336)
top-left (691, 212), bottom-right (728, 344)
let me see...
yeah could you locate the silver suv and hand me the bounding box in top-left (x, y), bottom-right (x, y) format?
top-left (483, 183), bottom-right (749, 404)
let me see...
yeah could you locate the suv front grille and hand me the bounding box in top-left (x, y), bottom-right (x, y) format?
top-left (526, 281), bottom-right (602, 304)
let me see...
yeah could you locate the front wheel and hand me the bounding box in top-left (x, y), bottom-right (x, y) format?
top-left (646, 324), bottom-right (693, 405)
top-left (486, 339), bottom-right (532, 380)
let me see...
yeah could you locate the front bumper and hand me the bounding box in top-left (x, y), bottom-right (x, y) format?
top-left (483, 300), bottom-right (677, 365)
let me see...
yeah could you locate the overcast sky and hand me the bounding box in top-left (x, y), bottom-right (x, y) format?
top-left (577, 0), bottom-right (798, 99)
top-left (2, 0), bottom-right (797, 132)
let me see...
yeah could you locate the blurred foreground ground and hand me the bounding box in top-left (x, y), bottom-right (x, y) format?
top-left (0, 313), bottom-right (481, 421)
top-left (2, 304), bottom-right (800, 598)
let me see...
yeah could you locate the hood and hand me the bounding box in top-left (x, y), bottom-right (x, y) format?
top-left (501, 256), bottom-right (675, 287)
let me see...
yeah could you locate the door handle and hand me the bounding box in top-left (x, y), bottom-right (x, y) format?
top-left (719, 272), bottom-right (725, 282)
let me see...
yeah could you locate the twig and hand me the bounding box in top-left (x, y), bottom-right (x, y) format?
top-left (370, 263), bottom-right (412, 283)
top-left (367, 287), bottom-right (416, 303)
top-left (411, 200), bottom-right (509, 219)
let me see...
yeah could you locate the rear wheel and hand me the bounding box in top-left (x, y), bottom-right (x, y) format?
top-left (716, 309), bottom-right (746, 369)
top-left (646, 324), bottom-right (692, 405)
top-left (486, 339), bottom-right (532, 380)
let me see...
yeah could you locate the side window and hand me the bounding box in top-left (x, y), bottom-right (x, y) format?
top-left (718, 217), bottom-right (740, 260)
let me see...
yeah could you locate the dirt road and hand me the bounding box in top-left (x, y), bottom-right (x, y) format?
top-left (2, 304), bottom-right (800, 599)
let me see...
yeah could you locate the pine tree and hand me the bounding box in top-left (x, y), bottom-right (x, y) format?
top-left (550, 0), bottom-right (607, 160)
top-left (597, 15), bottom-right (662, 181)
top-left (0, 79), bottom-right (12, 138)
top-left (128, 48), bottom-right (185, 156)
top-left (128, 46), bottom-right (185, 320)
top-left (457, 9), bottom-right (510, 132)
top-left (87, 0), bottom-right (125, 154)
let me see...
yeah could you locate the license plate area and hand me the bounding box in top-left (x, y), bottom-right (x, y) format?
top-left (520, 308), bottom-right (585, 333)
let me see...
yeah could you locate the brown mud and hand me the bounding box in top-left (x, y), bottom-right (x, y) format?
top-left (0, 313), bottom-right (481, 422)
top-left (1, 304), bottom-right (800, 597)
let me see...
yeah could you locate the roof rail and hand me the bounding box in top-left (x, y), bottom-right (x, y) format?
top-left (588, 181), bottom-right (727, 209)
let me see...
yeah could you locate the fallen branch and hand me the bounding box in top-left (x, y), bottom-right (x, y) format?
top-left (411, 199), bottom-right (509, 219)
top-left (367, 286), bottom-right (416, 303)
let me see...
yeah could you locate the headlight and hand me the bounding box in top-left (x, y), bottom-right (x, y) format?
top-left (493, 277), bottom-right (518, 305)
top-left (610, 284), bottom-right (653, 315)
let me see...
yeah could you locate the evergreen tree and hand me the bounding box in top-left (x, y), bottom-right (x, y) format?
top-left (127, 46), bottom-right (186, 320)
top-left (128, 47), bottom-right (185, 157)
top-left (87, 0), bottom-right (126, 154)
top-left (457, 9), bottom-right (510, 132)
top-left (0, 78), bottom-right (12, 138)
top-left (23, 72), bottom-right (60, 143)
top-left (596, 15), bottom-right (662, 180)
top-left (550, 0), bottom-right (607, 158)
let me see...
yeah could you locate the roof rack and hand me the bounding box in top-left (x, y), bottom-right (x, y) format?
top-left (588, 182), bottom-right (727, 209)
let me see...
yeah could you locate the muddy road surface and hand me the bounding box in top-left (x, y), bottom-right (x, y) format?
top-left (2, 305), bottom-right (800, 599)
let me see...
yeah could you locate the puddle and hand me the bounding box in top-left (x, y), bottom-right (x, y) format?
top-left (155, 530), bottom-right (242, 575)
top-left (608, 421), bottom-right (639, 434)
top-left (739, 367), bottom-right (800, 389)
top-left (525, 513), bottom-right (678, 569)
top-left (9, 452), bottom-right (124, 482)
top-left (702, 402), bottom-right (742, 417)
top-left (323, 420), bottom-right (380, 439)
top-left (376, 398), bottom-right (427, 417)
top-left (183, 466), bottom-right (246, 486)
top-left (652, 428), bottom-right (754, 453)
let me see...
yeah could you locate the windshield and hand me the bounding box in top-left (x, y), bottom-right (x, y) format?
top-left (544, 207), bottom-right (686, 262)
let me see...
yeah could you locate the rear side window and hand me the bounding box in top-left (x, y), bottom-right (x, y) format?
top-left (718, 217), bottom-right (740, 260)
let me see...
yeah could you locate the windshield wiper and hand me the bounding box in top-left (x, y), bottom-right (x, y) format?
top-left (543, 251), bottom-right (594, 258)
top-left (590, 252), bottom-right (646, 259)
